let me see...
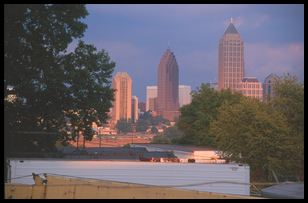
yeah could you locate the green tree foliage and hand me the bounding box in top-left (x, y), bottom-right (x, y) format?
top-left (151, 135), bottom-right (171, 144)
top-left (177, 84), bottom-right (242, 146)
top-left (151, 126), bottom-right (159, 134)
top-left (136, 111), bottom-right (170, 132)
top-left (136, 113), bottom-right (151, 132)
top-left (116, 119), bottom-right (133, 134)
top-left (209, 97), bottom-right (291, 181)
top-left (151, 125), bottom-right (185, 144)
top-left (271, 74), bottom-right (304, 180)
top-left (61, 41), bottom-right (115, 146)
top-left (4, 5), bottom-right (115, 153)
top-left (163, 126), bottom-right (185, 144)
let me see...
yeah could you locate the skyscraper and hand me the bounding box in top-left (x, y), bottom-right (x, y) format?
top-left (263, 73), bottom-right (280, 102)
top-left (157, 48), bottom-right (179, 121)
top-left (138, 102), bottom-right (146, 113)
top-left (111, 72), bottom-right (132, 127)
top-left (218, 19), bottom-right (244, 92)
top-left (148, 97), bottom-right (157, 112)
top-left (179, 85), bottom-right (192, 107)
top-left (146, 86), bottom-right (157, 111)
top-left (131, 96), bottom-right (139, 123)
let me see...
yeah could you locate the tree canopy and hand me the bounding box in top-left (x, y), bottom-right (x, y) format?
top-left (177, 77), bottom-right (304, 181)
top-left (177, 84), bottom-right (242, 146)
top-left (270, 74), bottom-right (304, 180)
top-left (4, 4), bottom-right (115, 154)
top-left (115, 119), bottom-right (133, 134)
top-left (209, 97), bottom-right (291, 181)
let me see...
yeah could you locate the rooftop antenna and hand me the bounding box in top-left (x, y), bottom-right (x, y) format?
top-left (230, 17), bottom-right (234, 24)
top-left (167, 41), bottom-right (171, 50)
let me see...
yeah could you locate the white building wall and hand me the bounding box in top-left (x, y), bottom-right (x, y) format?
top-left (179, 85), bottom-right (192, 107)
top-left (10, 159), bottom-right (250, 196)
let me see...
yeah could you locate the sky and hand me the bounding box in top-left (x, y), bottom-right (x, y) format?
top-left (76, 4), bottom-right (304, 102)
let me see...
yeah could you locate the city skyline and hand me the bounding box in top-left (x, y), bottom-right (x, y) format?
top-left (72, 4), bottom-right (304, 101)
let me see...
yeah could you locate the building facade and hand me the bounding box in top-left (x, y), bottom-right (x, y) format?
top-left (111, 72), bottom-right (132, 127)
top-left (263, 73), bottom-right (280, 102)
top-left (131, 96), bottom-right (139, 123)
top-left (146, 86), bottom-right (158, 112)
top-left (240, 77), bottom-right (263, 101)
top-left (148, 97), bottom-right (157, 112)
top-left (138, 102), bottom-right (146, 113)
top-left (157, 49), bottom-right (180, 121)
top-left (179, 85), bottom-right (192, 107)
top-left (218, 21), bottom-right (244, 92)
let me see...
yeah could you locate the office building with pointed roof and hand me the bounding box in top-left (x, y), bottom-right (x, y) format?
top-left (157, 48), bottom-right (180, 121)
top-left (218, 20), bottom-right (245, 92)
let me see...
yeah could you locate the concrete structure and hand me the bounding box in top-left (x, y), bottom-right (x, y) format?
top-left (263, 73), bottom-right (280, 102)
top-left (9, 159), bottom-right (250, 196)
top-left (5, 174), bottom-right (260, 199)
top-left (218, 20), bottom-right (244, 92)
top-left (131, 96), bottom-right (139, 123)
top-left (179, 85), bottom-right (192, 107)
top-left (111, 72), bottom-right (132, 127)
top-left (146, 86), bottom-right (157, 112)
top-left (240, 77), bottom-right (263, 101)
top-left (157, 48), bottom-right (180, 121)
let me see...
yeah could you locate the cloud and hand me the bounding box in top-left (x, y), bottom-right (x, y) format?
top-left (245, 42), bottom-right (304, 81)
top-left (251, 14), bottom-right (270, 28)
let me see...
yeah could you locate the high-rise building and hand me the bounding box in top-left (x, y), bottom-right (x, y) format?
top-left (111, 72), bottom-right (132, 127)
top-left (138, 102), bottom-right (146, 113)
top-left (240, 77), bottom-right (263, 101)
top-left (179, 85), bottom-right (192, 107)
top-left (263, 73), bottom-right (280, 102)
top-left (148, 97), bottom-right (157, 112)
top-left (146, 86), bottom-right (157, 111)
top-left (157, 48), bottom-right (179, 121)
top-left (218, 20), bottom-right (244, 92)
top-left (131, 96), bottom-right (139, 123)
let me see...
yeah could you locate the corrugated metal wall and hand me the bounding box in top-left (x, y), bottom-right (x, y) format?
top-left (9, 159), bottom-right (250, 195)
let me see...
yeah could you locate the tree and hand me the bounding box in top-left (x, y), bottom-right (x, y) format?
top-left (163, 126), bottom-right (185, 144)
top-left (271, 74), bottom-right (304, 180)
top-left (177, 84), bottom-right (242, 146)
top-left (151, 126), bottom-right (158, 134)
top-left (136, 118), bottom-right (150, 132)
top-left (4, 4), bottom-right (88, 154)
top-left (4, 5), bottom-right (115, 153)
top-left (209, 97), bottom-right (292, 182)
top-left (116, 119), bottom-right (133, 134)
top-left (135, 111), bottom-right (170, 132)
top-left (61, 41), bottom-right (115, 148)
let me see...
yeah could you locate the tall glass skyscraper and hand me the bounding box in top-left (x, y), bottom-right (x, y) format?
top-left (218, 20), bottom-right (244, 92)
top-left (157, 48), bottom-right (179, 121)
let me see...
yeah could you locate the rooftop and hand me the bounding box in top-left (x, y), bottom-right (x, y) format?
top-left (224, 22), bottom-right (239, 35)
top-left (242, 77), bottom-right (259, 83)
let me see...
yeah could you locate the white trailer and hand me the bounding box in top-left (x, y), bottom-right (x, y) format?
top-left (9, 159), bottom-right (250, 196)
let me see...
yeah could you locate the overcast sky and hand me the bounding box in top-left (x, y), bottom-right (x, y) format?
top-left (78, 4), bottom-right (304, 102)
